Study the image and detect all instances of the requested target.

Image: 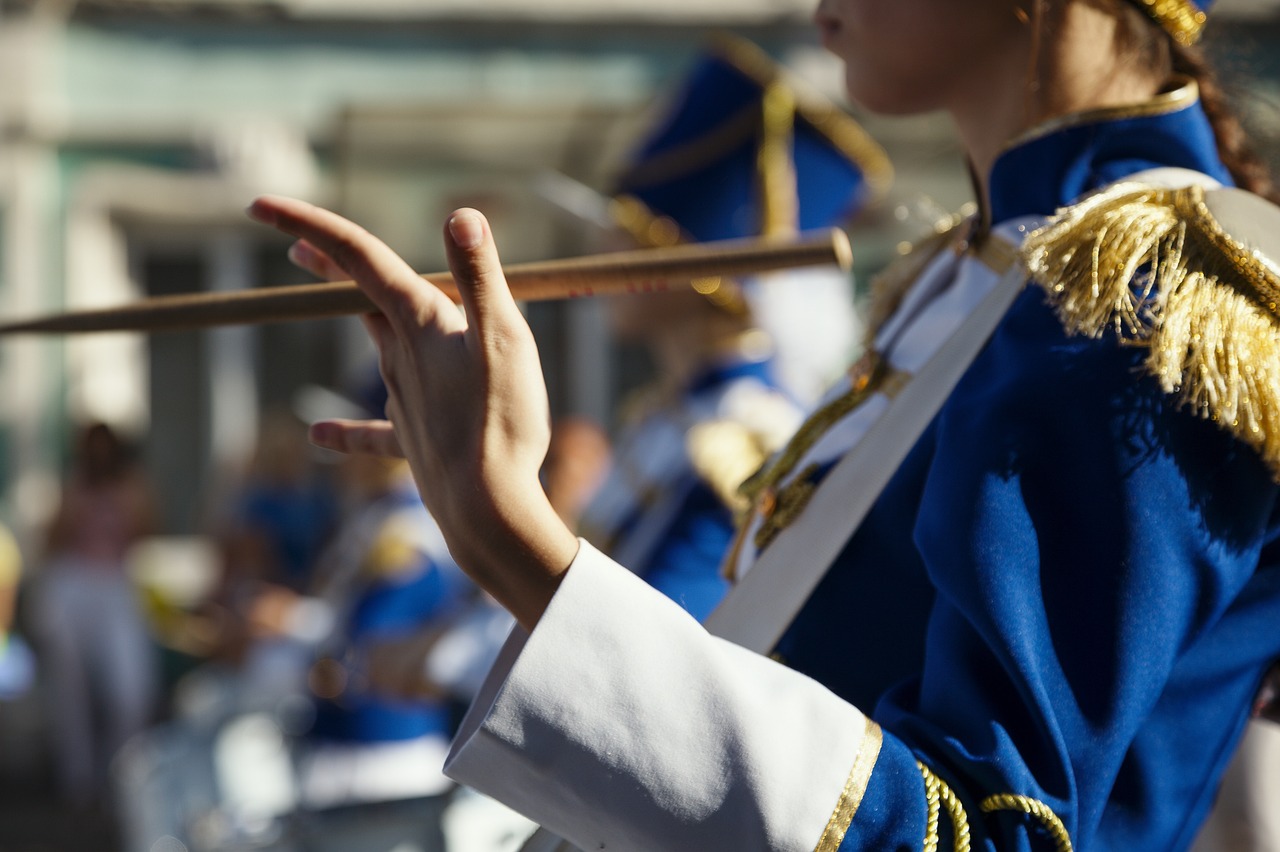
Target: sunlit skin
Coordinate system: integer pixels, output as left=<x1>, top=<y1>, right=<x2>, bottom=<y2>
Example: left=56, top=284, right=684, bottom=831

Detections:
left=250, top=0, right=1177, bottom=629
left=814, top=0, right=1167, bottom=199
left=257, top=206, right=577, bottom=631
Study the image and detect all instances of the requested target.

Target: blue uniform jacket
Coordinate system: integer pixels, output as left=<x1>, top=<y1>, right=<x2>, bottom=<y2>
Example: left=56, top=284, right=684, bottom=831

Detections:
left=775, top=84, right=1280, bottom=850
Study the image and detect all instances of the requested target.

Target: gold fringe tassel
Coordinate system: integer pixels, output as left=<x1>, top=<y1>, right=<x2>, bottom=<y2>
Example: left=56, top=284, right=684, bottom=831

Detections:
left=1022, top=181, right=1280, bottom=480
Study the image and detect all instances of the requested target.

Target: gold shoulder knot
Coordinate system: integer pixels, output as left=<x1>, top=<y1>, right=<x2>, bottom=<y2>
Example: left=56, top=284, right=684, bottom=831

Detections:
left=687, top=419, right=775, bottom=515
left=1022, top=181, right=1280, bottom=480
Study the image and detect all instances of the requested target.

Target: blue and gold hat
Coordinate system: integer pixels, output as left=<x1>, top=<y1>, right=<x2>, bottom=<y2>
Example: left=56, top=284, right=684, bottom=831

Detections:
left=611, top=34, right=891, bottom=310
left=1127, top=0, right=1211, bottom=45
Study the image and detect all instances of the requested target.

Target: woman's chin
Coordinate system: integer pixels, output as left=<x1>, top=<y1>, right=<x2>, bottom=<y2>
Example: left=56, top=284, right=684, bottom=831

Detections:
left=843, top=80, right=936, bottom=117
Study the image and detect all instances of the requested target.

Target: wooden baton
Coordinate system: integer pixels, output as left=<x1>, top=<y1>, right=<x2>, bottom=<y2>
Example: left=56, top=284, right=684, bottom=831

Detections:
left=0, top=230, right=852, bottom=335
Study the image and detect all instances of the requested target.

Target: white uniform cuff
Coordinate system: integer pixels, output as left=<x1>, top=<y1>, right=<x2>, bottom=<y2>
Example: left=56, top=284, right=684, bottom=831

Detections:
left=445, top=540, right=870, bottom=852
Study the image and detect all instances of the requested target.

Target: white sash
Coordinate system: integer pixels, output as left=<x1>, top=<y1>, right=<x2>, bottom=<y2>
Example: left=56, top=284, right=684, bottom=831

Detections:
left=704, top=246, right=1026, bottom=651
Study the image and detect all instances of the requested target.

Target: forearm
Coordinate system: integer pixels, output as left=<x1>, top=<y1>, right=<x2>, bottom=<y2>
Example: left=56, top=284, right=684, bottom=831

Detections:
left=432, top=477, right=577, bottom=633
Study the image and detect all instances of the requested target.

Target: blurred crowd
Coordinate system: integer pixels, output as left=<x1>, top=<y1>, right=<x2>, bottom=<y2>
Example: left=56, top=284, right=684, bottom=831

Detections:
left=0, top=399, right=583, bottom=852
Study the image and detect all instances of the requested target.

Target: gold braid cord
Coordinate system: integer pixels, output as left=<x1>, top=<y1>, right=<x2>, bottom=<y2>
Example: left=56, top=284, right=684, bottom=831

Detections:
left=1022, top=181, right=1280, bottom=481
left=913, top=762, right=1075, bottom=852
left=740, top=214, right=972, bottom=518
left=723, top=214, right=972, bottom=575
left=918, top=762, right=972, bottom=852
left=981, top=795, right=1074, bottom=852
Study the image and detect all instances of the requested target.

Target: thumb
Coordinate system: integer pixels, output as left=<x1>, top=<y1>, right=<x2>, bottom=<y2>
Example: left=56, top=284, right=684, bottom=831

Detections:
left=444, top=209, right=521, bottom=334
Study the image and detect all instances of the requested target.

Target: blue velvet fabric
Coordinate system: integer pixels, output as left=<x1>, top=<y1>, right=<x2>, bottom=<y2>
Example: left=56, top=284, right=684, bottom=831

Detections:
left=776, top=94, right=1280, bottom=849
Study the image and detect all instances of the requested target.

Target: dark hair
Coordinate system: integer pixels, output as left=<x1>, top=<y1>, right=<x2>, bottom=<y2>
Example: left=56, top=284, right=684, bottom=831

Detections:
left=1171, top=44, right=1278, bottom=203
left=1112, top=0, right=1279, bottom=203
left=76, top=421, right=135, bottom=485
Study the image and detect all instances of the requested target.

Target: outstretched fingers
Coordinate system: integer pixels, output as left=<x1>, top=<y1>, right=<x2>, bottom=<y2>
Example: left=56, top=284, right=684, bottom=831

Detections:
left=247, top=195, right=462, bottom=337
left=309, top=419, right=405, bottom=458
left=287, top=239, right=347, bottom=283
left=444, top=209, right=522, bottom=339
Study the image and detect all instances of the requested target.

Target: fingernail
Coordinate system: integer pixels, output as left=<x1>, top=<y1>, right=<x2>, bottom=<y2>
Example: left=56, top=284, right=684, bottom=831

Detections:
left=287, top=242, right=311, bottom=266
left=308, top=422, right=334, bottom=447
left=246, top=199, right=275, bottom=224
left=448, top=210, right=485, bottom=249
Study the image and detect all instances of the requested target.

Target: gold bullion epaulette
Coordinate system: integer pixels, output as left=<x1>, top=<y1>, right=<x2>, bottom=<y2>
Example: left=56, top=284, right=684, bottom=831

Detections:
left=1023, top=181, right=1280, bottom=479
left=688, top=386, right=804, bottom=516
left=687, top=419, right=773, bottom=515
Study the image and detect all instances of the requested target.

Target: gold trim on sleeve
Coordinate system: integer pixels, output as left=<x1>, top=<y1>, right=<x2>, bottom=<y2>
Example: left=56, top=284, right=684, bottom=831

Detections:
left=813, top=717, right=884, bottom=852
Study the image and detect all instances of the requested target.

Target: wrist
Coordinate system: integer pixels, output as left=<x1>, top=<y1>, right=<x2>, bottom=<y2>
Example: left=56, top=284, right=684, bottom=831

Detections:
left=446, top=486, right=578, bottom=632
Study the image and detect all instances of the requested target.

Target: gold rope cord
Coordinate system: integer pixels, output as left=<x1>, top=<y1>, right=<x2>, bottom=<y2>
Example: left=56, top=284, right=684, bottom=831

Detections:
left=721, top=218, right=972, bottom=576
left=916, top=762, right=1075, bottom=852
left=720, top=352, right=887, bottom=576
left=917, top=761, right=972, bottom=852
left=980, top=794, right=1074, bottom=852
left=736, top=214, right=975, bottom=513
left=921, top=768, right=941, bottom=852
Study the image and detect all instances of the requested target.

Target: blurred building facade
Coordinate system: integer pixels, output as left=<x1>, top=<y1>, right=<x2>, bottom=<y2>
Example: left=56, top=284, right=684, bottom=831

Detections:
left=0, top=0, right=1273, bottom=549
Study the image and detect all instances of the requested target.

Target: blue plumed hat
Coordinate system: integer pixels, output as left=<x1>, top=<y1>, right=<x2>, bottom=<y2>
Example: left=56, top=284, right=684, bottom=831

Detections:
left=1126, top=0, right=1211, bottom=44
left=610, top=35, right=891, bottom=311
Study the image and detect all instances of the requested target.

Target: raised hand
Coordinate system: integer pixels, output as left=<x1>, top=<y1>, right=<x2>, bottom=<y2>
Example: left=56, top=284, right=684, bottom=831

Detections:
left=248, top=198, right=579, bottom=629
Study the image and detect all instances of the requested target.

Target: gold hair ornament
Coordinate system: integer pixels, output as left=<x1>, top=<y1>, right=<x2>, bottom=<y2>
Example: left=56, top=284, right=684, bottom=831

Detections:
left=1128, top=0, right=1207, bottom=45
left=1023, top=181, right=1280, bottom=479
